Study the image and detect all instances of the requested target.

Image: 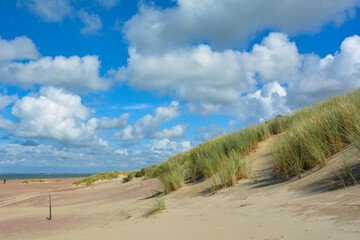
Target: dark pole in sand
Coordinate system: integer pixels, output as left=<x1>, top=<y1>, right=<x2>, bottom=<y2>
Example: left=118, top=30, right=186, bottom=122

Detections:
left=46, top=193, right=52, bottom=220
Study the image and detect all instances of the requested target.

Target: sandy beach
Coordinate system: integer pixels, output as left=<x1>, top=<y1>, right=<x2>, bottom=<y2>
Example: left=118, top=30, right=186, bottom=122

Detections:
left=1, top=136, right=360, bottom=240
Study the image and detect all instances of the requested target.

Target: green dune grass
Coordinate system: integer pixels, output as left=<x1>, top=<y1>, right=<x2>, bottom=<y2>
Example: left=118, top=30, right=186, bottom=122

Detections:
left=74, top=171, right=120, bottom=186
left=272, top=89, right=360, bottom=177
left=73, top=88, right=360, bottom=193
left=150, top=88, right=360, bottom=193
left=22, top=179, right=46, bottom=184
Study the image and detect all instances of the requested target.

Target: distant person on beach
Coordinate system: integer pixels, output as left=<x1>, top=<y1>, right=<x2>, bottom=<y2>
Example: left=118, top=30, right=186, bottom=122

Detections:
left=3, top=178, right=5, bottom=184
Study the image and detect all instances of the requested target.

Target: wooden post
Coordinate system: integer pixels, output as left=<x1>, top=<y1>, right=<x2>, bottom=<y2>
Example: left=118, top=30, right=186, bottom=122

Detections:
left=46, top=193, right=52, bottom=220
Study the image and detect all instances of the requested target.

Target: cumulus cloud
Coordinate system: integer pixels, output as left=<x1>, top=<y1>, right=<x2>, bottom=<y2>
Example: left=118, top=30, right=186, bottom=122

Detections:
left=147, top=138, right=191, bottom=156
left=121, top=33, right=298, bottom=115
left=119, top=32, right=360, bottom=121
left=245, top=82, right=289, bottom=123
left=112, top=101, right=181, bottom=142
left=0, top=55, right=112, bottom=92
left=18, top=0, right=73, bottom=22
left=287, top=35, right=360, bottom=108
left=0, top=36, right=39, bottom=62
left=124, top=44, right=251, bottom=104
left=78, top=9, right=103, bottom=35
left=88, top=113, right=130, bottom=131
left=122, top=33, right=298, bottom=105
left=8, top=87, right=132, bottom=146
left=11, top=87, right=96, bottom=144
left=8, top=87, right=128, bottom=146
left=152, top=124, right=188, bottom=139
left=124, top=0, right=359, bottom=53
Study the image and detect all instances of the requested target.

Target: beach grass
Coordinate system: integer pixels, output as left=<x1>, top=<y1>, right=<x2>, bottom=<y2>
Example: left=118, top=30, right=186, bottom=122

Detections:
left=77, top=88, right=360, bottom=194
left=122, top=172, right=134, bottom=183
left=159, top=163, right=184, bottom=194
left=210, top=176, right=219, bottom=194
left=74, top=171, right=119, bottom=186
left=272, top=89, right=360, bottom=177
left=146, top=197, right=165, bottom=217
left=155, top=89, right=360, bottom=193
left=22, top=179, right=46, bottom=184
left=156, top=122, right=269, bottom=193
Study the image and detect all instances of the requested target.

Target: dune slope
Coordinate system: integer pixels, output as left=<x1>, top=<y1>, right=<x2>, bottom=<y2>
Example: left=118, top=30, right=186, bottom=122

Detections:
left=1, top=135, right=360, bottom=240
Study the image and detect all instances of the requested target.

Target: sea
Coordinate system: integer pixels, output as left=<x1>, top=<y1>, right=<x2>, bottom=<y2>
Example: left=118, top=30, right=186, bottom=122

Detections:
left=0, top=173, right=93, bottom=180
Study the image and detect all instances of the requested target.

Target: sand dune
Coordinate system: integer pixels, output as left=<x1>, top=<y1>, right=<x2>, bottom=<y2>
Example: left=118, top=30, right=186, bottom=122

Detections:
left=1, top=135, right=360, bottom=240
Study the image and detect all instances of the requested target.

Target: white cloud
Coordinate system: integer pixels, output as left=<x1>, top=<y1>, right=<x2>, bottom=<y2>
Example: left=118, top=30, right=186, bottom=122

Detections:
left=78, top=9, right=103, bottom=35
left=97, top=0, right=119, bottom=9
left=287, top=35, right=360, bottom=108
left=245, top=33, right=300, bottom=83
left=112, top=101, right=181, bottom=142
left=88, top=113, right=130, bottom=131
left=123, top=44, right=251, bottom=104
left=0, top=36, right=40, bottom=62
left=148, top=138, right=191, bottom=156
left=8, top=87, right=116, bottom=147
left=0, top=94, right=18, bottom=110
left=0, top=55, right=112, bottom=92
left=19, top=0, right=73, bottom=22
left=0, top=116, right=14, bottom=130
left=124, top=0, right=359, bottom=54
left=120, top=32, right=360, bottom=121
left=245, top=82, right=289, bottom=123
left=121, top=33, right=298, bottom=112
left=152, top=124, right=188, bottom=139
left=11, top=87, right=95, bottom=144
left=8, top=87, right=131, bottom=145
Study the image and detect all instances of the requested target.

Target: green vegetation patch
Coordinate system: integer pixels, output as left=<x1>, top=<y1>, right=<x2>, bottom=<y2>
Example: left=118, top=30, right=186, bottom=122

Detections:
left=74, top=171, right=119, bottom=186
left=145, top=197, right=165, bottom=217
left=22, top=179, right=46, bottom=184
left=122, top=172, right=134, bottom=183
left=272, top=89, right=360, bottom=177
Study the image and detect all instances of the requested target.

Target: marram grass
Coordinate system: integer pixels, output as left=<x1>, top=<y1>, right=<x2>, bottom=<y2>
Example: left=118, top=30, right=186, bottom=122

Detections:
left=157, top=89, right=360, bottom=193
left=272, top=89, right=360, bottom=177
left=22, top=179, right=46, bottom=184
left=145, top=197, right=165, bottom=217
left=73, top=89, right=360, bottom=193
left=74, top=171, right=119, bottom=186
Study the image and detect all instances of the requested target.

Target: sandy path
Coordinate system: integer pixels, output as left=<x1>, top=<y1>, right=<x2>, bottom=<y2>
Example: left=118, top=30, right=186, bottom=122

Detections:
left=1, top=135, right=360, bottom=240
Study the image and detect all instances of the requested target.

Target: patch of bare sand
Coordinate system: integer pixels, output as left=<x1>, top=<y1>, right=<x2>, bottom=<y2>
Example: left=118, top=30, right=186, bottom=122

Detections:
left=1, top=135, right=360, bottom=240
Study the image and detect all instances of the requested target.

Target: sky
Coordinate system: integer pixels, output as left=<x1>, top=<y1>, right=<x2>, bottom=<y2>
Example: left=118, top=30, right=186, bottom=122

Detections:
left=1, top=0, right=360, bottom=173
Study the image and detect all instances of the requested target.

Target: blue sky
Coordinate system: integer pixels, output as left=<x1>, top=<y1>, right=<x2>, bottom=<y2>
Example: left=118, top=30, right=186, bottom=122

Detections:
left=1, top=0, right=360, bottom=173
